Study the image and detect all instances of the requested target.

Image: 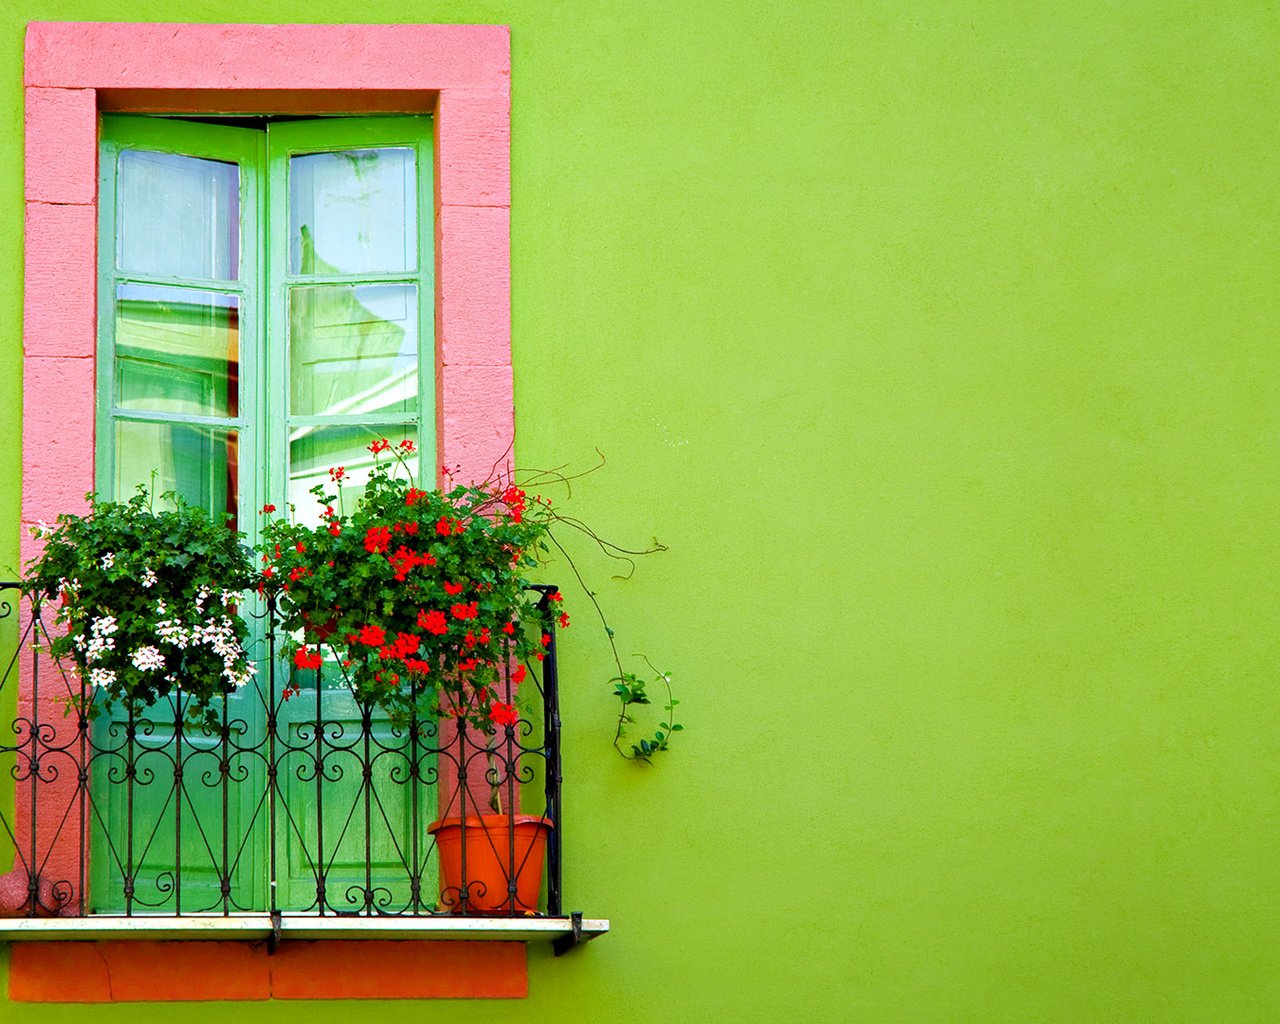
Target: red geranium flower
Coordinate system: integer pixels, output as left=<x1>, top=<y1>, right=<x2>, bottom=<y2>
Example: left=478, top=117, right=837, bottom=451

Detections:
left=368, top=438, right=391, bottom=455
left=358, top=624, right=386, bottom=647
left=393, top=632, right=420, bottom=657
left=364, top=526, right=392, bottom=554
left=451, top=601, right=478, bottom=621
left=417, top=609, right=448, bottom=635
left=489, top=702, right=519, bottom=727
left=512, top=664, right=527, bottom=684
left=294, top=647, right=323, bottom=671
left=443, top=581, right=464, bottom=596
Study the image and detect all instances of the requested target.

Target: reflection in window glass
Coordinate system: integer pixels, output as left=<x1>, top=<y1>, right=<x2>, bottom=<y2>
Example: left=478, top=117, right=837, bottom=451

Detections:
left=115, top=285, right=239, bottom=418
left=289, top=148, right=415, bottom=276
left=118, top=150, right=239, bottom=281
left=287, top=424, right=419, bottom=517
left=289, top=284, right=417, bottom=418
left=114, top=421, right=240, bottom=527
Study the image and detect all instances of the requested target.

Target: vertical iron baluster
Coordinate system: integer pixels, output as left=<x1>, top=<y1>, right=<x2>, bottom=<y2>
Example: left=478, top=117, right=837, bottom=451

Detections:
left=76, top=657, right=88, bottom=916
left=458, top=718, right=468, bottom=913
left=362, top=699, right=373, bottom=914
left=314, top=668, right=324, bottom=914
left=543, top=596, right=563, bottom=918
left=409, top=712, right=420, bottom=914
left=219, top=700, right=230, bottom=914
left=173, top=693, right=183, bottom=915
left=124, top=705, right=136, bottom=917
left=27, top=601, right=40, bottom=917
left=504, top=642, right=516, bottom=915
left=266, top=597, right=278, bottom=917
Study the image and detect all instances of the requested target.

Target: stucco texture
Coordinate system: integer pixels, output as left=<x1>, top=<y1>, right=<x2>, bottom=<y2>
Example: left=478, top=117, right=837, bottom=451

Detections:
left=1, top=2, right=1279, bottom=1022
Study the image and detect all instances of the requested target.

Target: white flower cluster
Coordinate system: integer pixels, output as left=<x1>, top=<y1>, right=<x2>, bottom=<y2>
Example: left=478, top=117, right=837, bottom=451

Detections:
left=100, top=553, right=115, bottom=570
left=80, top=615, right=119, bottom=663
left=140, top=568, right=158, bottom=590
left=191, top=587, right=240, bottom=615
left=73, top=594, right=256, bottom=693
left=153, top=611, right=256, bottom=689
left=154, top=616, right=191, bottom=649
left=130, top=645, right=165, bottom=672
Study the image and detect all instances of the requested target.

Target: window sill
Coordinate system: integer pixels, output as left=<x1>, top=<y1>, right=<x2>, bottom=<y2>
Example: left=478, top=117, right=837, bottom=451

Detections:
left=0, top=912, right=608, bottom=950
left=4, top=913, right=607, bottom=1002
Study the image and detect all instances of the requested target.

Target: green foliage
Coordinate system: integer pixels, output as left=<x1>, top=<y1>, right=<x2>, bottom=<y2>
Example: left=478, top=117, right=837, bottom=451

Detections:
left=23, top=487, right=257, bottom=723
left=259, top=441, right=555, bottom=732
left=261, top=441, right=684, bottom=761
left=612, top=664, right=682, bottom=762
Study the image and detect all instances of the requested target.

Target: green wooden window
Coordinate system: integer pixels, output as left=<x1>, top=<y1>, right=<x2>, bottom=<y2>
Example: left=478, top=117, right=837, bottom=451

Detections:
left=93, top=115, right=435, bottom=913
left=97, top=114, right=435, bottom=530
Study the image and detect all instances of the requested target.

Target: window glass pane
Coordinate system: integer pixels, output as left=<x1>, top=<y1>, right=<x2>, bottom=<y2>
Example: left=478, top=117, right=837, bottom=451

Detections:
left=287, top=424, right=420, bottom=517
left=289, top=284, right=418, bottom=418
left=114, top=421, right=240, bottom=527
left=288, top=148, right=415, bottom=275
left=115, top=285, right=239, bottom=418
left=118, top=150, right=239, bottom=281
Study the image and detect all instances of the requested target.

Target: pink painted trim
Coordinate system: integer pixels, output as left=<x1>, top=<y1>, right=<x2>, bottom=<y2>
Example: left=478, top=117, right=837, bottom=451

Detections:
left=13, top=22, right=513, bottom=920
left=24, top=23, right=510, bottom=93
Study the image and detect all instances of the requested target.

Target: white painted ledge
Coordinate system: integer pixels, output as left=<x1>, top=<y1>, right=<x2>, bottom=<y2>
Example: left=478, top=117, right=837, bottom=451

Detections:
left=0, top=914, right=609, bottom=949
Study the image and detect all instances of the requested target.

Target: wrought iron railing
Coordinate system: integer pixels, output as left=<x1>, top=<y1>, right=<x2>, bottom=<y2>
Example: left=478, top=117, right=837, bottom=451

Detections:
left=0, top=581, right=564, bottom=920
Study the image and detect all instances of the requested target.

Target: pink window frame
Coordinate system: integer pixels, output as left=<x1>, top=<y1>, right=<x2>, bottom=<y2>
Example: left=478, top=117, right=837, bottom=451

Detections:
left=13, top=21, right=513, bottom=911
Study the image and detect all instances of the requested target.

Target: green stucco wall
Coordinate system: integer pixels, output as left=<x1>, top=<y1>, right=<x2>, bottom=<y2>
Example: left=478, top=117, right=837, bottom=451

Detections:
left=2, top=2, right=1278, bottom=1021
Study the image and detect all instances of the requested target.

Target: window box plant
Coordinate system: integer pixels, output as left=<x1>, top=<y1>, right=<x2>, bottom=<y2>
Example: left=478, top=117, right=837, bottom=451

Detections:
left=259, top=439, right=679, bottom=913
left=23, top=487, right=257, bottom=723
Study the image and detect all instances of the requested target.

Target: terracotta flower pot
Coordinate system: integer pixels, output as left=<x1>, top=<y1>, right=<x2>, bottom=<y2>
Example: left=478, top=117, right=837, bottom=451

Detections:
left=427, top=814, right=552, bottom=915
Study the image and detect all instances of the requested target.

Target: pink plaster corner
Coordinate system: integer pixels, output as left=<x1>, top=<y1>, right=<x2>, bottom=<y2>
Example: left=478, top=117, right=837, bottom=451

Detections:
left=24, top=202, right=97, bottom=359
left=436, top=89, right=511, bottom=208
left=24, top=88, right=98, bottom=205
left=438, top=205, right=512, bottom=367
left=25, top=22, right=510, bottom=94
left=21, top=356, right=96, bottom=529
left=439, top=363, right=515, bottom=484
